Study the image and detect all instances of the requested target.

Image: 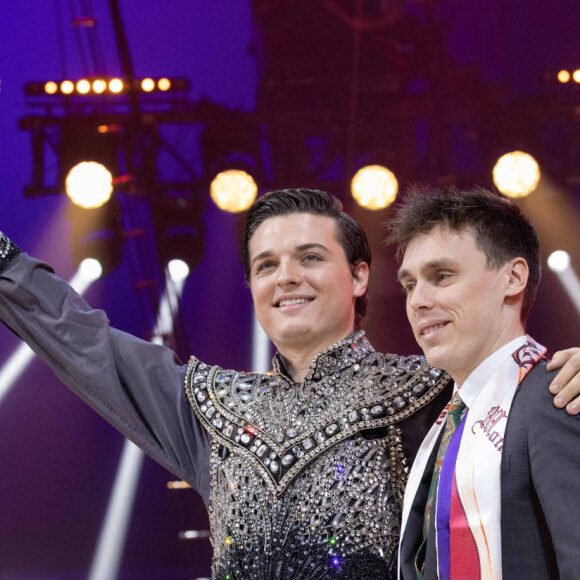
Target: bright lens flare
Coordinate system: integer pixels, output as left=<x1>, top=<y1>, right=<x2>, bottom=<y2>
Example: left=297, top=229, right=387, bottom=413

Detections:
left=351, top=165, right=398, bottom=210
left=492, top=151, right=540, bottom=198
left=109, top=78, right=124, bottom=93
left=210, top=170, right=258, bottom=213
left=558, top=70, right=571, bottom=83
left=65, top=162, right=114, bottom=209
left=574, top=70, right=580, bottom=83
left=141, top=78, right=155, bottom=92
left=45, top=81, right=58, bottom=94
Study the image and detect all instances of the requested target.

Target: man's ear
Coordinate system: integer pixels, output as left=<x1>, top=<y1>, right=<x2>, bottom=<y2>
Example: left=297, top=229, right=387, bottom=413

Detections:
left=352, top=261, right=370, bottom=297
left=504, top=257, right=529, bottom=298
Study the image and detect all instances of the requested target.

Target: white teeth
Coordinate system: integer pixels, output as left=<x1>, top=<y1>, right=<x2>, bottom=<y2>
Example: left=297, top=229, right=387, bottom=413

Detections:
left=278, top=298, right=311, bottom=307
left=422, top=323, right=446, bottom=335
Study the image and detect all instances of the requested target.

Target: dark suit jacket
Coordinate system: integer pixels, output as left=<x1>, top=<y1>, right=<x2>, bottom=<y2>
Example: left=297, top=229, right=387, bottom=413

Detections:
left=400, top=361, right=580, bottom=580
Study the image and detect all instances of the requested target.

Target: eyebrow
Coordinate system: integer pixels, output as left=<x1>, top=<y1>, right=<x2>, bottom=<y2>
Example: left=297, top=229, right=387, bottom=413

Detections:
left=250, top=243, right=330, bottom=266
left=397, top=258, right=458, bottom=281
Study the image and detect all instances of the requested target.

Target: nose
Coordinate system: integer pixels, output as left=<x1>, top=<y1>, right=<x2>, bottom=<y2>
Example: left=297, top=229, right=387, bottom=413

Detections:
left=276, top=259, right=302, bottom=287
left=408, top=280, right=432, bottom=311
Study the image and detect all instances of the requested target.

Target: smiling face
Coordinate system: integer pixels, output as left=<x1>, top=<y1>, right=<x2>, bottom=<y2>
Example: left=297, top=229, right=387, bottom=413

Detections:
left=398, top=225, right=526, bottom=385
left=248, top=213, right=368, bottom=357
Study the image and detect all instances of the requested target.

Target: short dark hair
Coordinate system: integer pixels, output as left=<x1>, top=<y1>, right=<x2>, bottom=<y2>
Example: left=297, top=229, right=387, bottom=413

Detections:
left=242, top=188, right=372, bottom=329
left=386, top=186, right=541, bottom=322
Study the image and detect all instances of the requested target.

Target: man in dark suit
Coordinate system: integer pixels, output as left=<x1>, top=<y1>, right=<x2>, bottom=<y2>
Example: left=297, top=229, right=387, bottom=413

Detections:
left=390, top=187, right=580, bottom=579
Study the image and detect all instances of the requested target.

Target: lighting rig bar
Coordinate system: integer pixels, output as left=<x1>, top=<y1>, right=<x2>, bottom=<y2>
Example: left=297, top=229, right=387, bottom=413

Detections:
left=25, top=77, right=190, bottom=97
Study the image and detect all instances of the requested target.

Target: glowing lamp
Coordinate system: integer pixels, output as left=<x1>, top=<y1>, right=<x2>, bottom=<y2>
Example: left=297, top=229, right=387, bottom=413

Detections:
left=141, top=78, right=155, bottom=92
left=574, top=70, right=580, bottom=83
left=93, top=79, right=107, bottom=94
left=78, top=258, right=103, bottom=282
left=168, top=259, right=190, bottom=283
left=61, top=80, right=74, bottom=95
left=492, top=151, right=540, bottom=198
left=547, top=250, right=571, bottom=273
left=558, top=70, right=571, bottom=83
left=45, top=81, right=58, bottom=95
left=210, top=169, right=258, bottom=213
left=158, top=78, right=171, bottom=91
left=351, top=165, right=398, bottom=210
left=109, top=78, right=124, bottom=93
left=65, top=161, right=114, bottom=209
left=77, top=79, right=91, bottom=94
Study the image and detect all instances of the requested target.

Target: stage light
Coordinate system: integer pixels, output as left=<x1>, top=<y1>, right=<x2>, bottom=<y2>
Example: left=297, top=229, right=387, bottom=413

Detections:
left=65, top=162, right=114, bottom=209
left=78, top=257, right=104, bottom=282
left=492, top=151, right=540, bottom=198
left=558, top=70, right=571, bottom=83
left=76, top=79, right=91, bottom=94
left=45, top=81, right=58, bottom=94
left=168, top=259, right=190, bottom=283
left=574, top=70, right=580, bottom=83
left=141, top=78, right=155, bottom=92
left=548, top=250, right=571, bottom=273
left=351, top=165, right=398, bottom=210
left=61, top=80, right=74, bottom=95
left=158, top=78, right=171, bottom=91
left=109, top=78, right=124, bottom=93
left=93, top=79, right=107, bottom=94
left=210, top=169, right=258, bottom=213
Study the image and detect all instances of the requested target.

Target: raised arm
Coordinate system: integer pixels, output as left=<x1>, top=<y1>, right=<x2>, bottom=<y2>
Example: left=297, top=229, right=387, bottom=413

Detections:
left=0, top=233, right=211, bottom=504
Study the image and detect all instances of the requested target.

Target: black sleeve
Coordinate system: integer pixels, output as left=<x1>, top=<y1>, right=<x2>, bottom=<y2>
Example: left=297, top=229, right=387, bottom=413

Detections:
left=0, top=252, right=211, bottom=505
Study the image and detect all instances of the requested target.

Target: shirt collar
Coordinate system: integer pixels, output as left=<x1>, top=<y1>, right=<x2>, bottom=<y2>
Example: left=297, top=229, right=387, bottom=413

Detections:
left=456, top=335, right=527, bottom=408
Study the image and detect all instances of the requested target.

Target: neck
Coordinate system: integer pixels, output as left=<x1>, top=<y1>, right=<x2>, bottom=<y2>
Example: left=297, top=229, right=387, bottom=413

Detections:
left=453, top=323, right=525, bottom=388
left=277, top=331, right=356, bottom=383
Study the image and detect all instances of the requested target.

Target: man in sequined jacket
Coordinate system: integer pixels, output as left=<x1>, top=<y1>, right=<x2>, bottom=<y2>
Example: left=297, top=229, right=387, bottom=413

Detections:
left=0, top=189, right=578, bottom=579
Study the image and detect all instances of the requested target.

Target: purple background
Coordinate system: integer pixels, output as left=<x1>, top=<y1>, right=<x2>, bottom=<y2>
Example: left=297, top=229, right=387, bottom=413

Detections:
left=1, top=1, right=579, bottom=578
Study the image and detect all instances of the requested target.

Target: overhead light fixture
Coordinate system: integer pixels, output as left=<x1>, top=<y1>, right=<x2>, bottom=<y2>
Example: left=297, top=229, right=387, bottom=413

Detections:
left=492, top=151, right=540, bottom=198
left=351, top=164, right=398, bottom=210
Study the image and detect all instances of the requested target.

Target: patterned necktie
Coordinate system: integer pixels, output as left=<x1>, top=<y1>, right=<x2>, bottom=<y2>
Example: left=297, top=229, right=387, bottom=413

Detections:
left=415, top=392, right=467, bottom=576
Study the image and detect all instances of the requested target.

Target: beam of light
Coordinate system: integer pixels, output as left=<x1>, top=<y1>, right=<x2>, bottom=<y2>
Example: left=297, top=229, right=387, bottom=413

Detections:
left=88, top=270, right=188, bottom=580
left=252, top=314, right=271, bottom=373
left=547, top=252, right=580, bottom=317
left=0, top=261, right=102, bottom=405
left=87, top=440, right=144, bottom=580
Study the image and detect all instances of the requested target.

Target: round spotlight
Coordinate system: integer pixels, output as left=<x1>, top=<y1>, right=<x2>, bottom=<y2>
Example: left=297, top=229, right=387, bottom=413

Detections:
left=93, top=79, right=107, bottom=94
left=168, top=259, right=190, bottom=283
left=141, top=78, right=155, bottom=92
left=79, top=258, right=103, bottom=282
left=351, top=165, right=398, bottom=210
left=77, top=79, right=91, bottom=94
left=109, top=78, right=124, bottom=93
left=210, top=169, right=258, bottom=213
left=492, top=151, right=540, bottom=198
left=45, top=81, right=58, bottom=95
left=574, top=70, right=580, bottom=83
left=558, top=70, right=571, bottom=83
left=547, top=250, right=571, bottom=273
left=61, top=80, right=74, bottom=95
left=65, top=161, right=114, bottom=209
left=158, top=78, right=171, bottom=91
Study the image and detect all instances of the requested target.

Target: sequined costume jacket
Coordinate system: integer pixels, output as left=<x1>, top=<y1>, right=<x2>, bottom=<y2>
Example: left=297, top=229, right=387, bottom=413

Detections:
left=0, top=241, right=451, bottom=580
left=185, top=333, right=450, bottom=579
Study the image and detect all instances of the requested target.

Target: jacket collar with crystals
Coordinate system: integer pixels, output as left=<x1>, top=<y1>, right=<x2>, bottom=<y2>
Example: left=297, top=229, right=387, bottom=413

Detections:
left=185, top=331, right=449, bottom=496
